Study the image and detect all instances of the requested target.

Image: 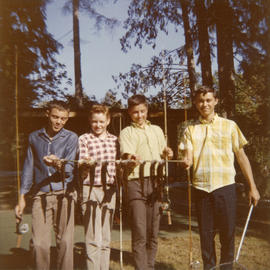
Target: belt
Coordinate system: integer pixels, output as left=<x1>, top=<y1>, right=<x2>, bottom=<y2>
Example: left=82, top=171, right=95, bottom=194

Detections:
left=83, top=183, right=115, bottom=187
left=36, top=189, right=65, bottom=196
left=129, top=177, right=151, bottom=181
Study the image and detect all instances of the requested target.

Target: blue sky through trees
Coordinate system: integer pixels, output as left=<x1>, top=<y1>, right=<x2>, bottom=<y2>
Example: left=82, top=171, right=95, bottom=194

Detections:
left=46, top=0, right=185, bottom=102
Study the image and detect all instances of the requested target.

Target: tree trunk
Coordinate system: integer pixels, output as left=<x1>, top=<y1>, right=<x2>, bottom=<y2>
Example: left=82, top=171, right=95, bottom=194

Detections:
left=73, top=0, right=83, bottom=107
left=214, top=0, right=235, bottom=118
left=179, top=0, right=196, bottom=95
left=194, top=0, right=213, bottom=87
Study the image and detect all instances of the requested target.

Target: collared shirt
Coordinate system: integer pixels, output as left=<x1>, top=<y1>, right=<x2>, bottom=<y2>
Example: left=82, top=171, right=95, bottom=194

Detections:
left=20, top=128, right=78, bottom=194
left=119, top=121, right=166, bottom=179
left=78, top=132, right=118, bottom=185
left=179, top=114, right=247, bottom=192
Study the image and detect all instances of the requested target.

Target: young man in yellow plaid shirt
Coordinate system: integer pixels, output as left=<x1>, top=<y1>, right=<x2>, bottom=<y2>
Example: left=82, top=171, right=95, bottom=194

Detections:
left=179, top=86, right=260, bottom=270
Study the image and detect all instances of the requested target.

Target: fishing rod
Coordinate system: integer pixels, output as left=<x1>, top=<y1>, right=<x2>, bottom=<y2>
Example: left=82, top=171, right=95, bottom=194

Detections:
left=55, top=158, right=185, bottom=165
left=160, top=50, right=172, bottom=225
left=118, top=113, right=124, bottom=270
left=209, top=204, right=254, bottom=270
left=182, top=82, right=200, bottom=269
left=14, top=46, right=29, bottom=248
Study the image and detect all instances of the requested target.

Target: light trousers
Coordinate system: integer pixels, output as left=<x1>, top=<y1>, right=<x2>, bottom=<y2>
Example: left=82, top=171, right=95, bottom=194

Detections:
left=31, top=191, right=75, bottom=270
left=82, top=185, right=116, bottom=270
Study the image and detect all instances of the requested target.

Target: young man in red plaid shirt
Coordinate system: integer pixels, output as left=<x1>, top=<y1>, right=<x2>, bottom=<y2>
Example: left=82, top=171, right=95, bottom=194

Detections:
left=78, top=105, right=118, bottom=270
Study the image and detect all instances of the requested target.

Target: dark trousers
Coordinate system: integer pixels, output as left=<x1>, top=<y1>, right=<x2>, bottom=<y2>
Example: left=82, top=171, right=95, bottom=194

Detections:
left=127, top=179, right=161, bottom=270
left=194, top=184, right=236, bottom=270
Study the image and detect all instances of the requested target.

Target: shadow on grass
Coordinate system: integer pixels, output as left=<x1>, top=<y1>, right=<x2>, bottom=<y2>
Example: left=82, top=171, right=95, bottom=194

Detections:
left=159, top=217, right=199, bottom=237
left=155, top=261, right=178, bottom=270
left=111, top=247, right=177, bottom=270
left=0, top=244, right=90, bottom=270
left=0, top=248, right=30, bottom=269
left=110, top=247, right=134, bottom=268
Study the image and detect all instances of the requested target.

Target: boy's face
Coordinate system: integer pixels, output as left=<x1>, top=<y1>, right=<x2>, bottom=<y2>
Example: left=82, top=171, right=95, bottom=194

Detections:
left=46, top=108, right=69, bottom=136
left=90, top=112, right=110, bottom=137
left=128, top=103, right=148, bottom=127
left=194, top=92, right=218, bottom=119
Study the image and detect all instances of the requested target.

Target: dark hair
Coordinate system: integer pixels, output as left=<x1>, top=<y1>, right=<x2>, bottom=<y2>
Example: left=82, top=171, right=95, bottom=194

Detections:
left=89, top=104, right=110, bottom=119
left=47, top=100, right=70, bottom=112
left=128, top=94, right=148, bottom=109
left=193, top=86, right=218, bottom=99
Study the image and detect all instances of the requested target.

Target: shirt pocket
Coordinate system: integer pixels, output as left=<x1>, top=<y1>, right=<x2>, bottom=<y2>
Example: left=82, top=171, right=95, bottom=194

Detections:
left=210, top=130, right=231, bottom=151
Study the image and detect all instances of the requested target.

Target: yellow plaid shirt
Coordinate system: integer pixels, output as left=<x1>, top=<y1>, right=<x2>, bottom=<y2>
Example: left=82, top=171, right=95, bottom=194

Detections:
left=179, top=114, right=247, bottom=192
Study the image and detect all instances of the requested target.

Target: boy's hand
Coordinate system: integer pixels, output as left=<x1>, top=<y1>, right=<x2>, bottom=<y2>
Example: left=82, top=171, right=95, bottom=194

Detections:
left=43, top=154, right=62, bottom=170
left=249, top=187, right=260, bottom=206
left=180, top=157, right=192, bottom=170
left=15, top=195, right=26, bottom=224
left=162, top=147, right=173, bottom=160
left=127, top=154, right=141, bottom=167
left=121, top=153, right=140, bottom=170
left=78, top=158, right=95, bottom=179
left=78, top=158, right=95, bottom=167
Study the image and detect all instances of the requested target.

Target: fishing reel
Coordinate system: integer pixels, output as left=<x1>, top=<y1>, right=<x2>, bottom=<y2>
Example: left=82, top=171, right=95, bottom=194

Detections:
left=16, top=221, right=29, bottom=235
left=189, top=260, right=200, bottom=269
left=160, top=200, right=172, bottom=225
left=160, top=201, right=171, bottom=214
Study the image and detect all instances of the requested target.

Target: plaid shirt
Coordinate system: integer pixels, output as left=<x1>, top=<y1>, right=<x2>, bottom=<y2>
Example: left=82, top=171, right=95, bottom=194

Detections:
left=78, top=132, right=118, bottom=185
left=179, top=114, right=247, bottom=192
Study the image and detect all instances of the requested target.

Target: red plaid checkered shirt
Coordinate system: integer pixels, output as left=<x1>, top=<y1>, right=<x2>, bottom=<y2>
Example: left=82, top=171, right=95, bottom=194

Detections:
left=78, top=132, right=118, bottom=185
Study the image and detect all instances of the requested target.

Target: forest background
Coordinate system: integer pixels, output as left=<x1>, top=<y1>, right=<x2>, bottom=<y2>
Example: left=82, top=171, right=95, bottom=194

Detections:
left=0, top=0, right=269, bottom=198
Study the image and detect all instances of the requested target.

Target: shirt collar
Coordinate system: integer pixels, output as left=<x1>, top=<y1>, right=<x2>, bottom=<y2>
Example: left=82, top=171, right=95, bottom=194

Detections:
left=39, top=127, right=68, bottom=140
left=199, top=113, right=218, bottom=124
left=131, top=120, right=151, bottom=129
left=89, top=131, right=113, bottom=140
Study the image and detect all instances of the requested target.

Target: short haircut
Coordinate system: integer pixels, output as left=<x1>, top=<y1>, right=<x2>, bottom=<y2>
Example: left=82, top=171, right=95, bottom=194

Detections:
left=128, top=94, right=148, bottom=109
left=193, top=85, right=218, bottom=99
left=47, top=100, right=70, bottom=113
left=89, top=104, right=110, bottom=119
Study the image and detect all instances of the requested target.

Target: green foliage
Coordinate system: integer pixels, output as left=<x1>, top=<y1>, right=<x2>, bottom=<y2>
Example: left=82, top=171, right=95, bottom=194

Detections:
left=62, top=0, right=119, bottom=32
left=121, top=0, right=182, bottom=52
left=112, top=48, right=194, bottom=109
left=235, top=74, right=270, bottom=197
left=101, top=90, right=123, bottom=109
left=65, top=93, right=97, bottom=110
left=0, top=0, right=71, bottom=109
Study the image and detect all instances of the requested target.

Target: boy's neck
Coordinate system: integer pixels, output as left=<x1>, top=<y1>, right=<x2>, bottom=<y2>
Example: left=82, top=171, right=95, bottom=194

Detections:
left=46, top=127, right=59, bottom=140
left=135, top=122, right=146, bottom=128
left=200, top=112, right=215, bottom=122
left=92, top=131, right=107, bottom=139
left=133, top=120, right=148, bottom=129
